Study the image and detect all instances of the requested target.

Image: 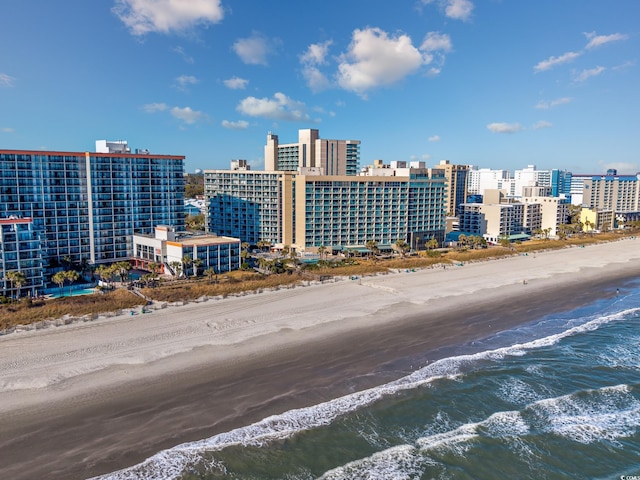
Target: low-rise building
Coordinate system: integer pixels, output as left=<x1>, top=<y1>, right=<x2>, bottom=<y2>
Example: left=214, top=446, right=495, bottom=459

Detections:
left=132, top=226, right=240, bottom=276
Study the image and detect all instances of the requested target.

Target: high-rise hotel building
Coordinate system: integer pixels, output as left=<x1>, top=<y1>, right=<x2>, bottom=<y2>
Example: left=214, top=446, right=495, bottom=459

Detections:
left=265, top=129, right=360, bottom=175
left=205, top=157, right=447, bottom=251
left=0, top=141, right=184, bottom=294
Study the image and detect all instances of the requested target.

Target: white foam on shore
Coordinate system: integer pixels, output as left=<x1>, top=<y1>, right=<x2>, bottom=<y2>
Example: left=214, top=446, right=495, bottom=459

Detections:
left=92, top=307, right=640, bottom=480
left=318, top=384, right=638, bottom=479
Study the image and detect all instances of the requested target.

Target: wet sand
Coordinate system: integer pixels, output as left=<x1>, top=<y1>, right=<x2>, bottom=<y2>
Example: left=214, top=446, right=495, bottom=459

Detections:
left=0, top=239, right=639, bottom=479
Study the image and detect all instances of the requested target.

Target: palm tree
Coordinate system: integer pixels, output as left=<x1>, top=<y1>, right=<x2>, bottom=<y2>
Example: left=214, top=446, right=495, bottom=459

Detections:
left=457, top=234, right=468, bottom=249
left=169, top=261, right=182, bottom=277
left=365, top=240, right=379, bottom=259
left=317, top=245, right=328, bottom=261
left=114, top=261, right=131, bottom=283
left=52, top=271, right=67, bottom=295
left=5, top=270, right=26, bottom=300
left=192, top=258, right=203, bottom=277
left=426, top=238, right=439, bottom=251
left=182, top=255, right=193, bottom=277
left=94, top=265, right=109, bottom=287
left=64, top=270, right=80, bottom=296
left=394, top=239, right=409, bottom=257
left=240, top=242, right=250, bottom=261
left=257, top=240, right=272, bottom=252
left=204, top=267, right=216, bottom=283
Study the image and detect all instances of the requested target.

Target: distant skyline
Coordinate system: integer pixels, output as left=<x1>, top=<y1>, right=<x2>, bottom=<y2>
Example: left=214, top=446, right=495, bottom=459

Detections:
left=1, top=0, right=639, bottom=174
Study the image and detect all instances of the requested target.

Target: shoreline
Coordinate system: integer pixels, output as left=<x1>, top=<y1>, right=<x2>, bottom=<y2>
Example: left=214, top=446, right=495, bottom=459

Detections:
left=0, top=239, right=639, bottom=479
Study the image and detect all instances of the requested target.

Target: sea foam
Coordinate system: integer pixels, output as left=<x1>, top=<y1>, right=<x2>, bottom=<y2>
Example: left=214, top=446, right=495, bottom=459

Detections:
left=93, top=307, right=640, bottom=480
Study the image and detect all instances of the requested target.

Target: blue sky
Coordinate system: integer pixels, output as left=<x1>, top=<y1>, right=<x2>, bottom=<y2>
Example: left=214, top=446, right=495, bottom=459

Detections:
left=1, top=0, right=639, bottom=174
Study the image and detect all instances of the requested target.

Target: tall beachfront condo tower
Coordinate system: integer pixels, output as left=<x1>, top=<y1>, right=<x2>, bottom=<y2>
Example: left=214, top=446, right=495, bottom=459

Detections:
left=204, top=160, right=447, bottom=252
left=0, top=217, right=45, bottom=297
left=436, top=160, right=469, bottom=217
left=581, top=173, right=640, bottom=214
left=551, top=169, right=572, bottom=198
left=205, top=165, right=292, bottom=246
left=264, top=129, right=360, bottom=176
left=0, top=141, right=185, bottom=272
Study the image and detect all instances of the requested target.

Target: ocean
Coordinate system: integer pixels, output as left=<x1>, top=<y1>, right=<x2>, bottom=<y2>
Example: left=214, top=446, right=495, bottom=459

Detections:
left=97, top=279, right=640, bottom=480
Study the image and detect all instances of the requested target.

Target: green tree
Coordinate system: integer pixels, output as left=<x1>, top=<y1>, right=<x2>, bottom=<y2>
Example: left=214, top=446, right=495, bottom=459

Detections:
left=184, top=173, right=204, bottom=198
left=4, top=270, right=26, bottom=300
left=426, top=238, right=439, bottom=251
left=52, top=271, right=67, bottom=294
left=64, top=270, right=80, bottom=296
left=394, top=239, right=409, bottom=257
left=204, top=267, right=216, bottom=283
left=185, top=213, right=205, bottom=231
left=317, top=245, right=328, bottom=261
left=257, top=240, right=272, bottom=252
left=182, top=255, right=193, bottom=277
left=114, top=261, right=132, bottom=283
left=169, top=261, right=182, bottom=277
left=192, top=258, right=203, bottom=277
left=365, top=240, right=379, bottom=259
left=241, top=242, right=251, bottom=262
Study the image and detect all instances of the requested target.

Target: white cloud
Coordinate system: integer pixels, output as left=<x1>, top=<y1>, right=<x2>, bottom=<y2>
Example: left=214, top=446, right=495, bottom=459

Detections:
left=428, top=135, right=440, bottom=142
left=237, top=92, right=310, bottom=122
left=584, top=31, right=628, bottom=50
left=532, top=120, right=552, bottom=130
left=142, top=102, right=169, bottom=112
left=574, top=65, right=605, bottom=82
left=422, top=0, right=474, bottom=21
left=301, top=40, right=332, bottom=65
left=0, top=73, right=15, bottom=87
left=613, top=60, right=635, bottom=71
left=1, top=127, right=15, bottom=133
left=336, top=27, right=431, bottom=96
left=600, top=161, right=639, bottom=174
left=175, top=74, right=199, bottom=88
left=223, top=76, right=249, bottom=89
left=300, top=40, right=333, bottom=92
left=113, top=0, right=224, bottom=36
left=172, top=46, right=194, bottom=64
left=443, top=0, right=474, bottom=21
left=233, top=32, right=276, bottom=65
left=534, top=51, right=581, bottom=72
left=420, top=32, right=452, bottom=53
left=302, top=66, right=332, bottom=93
left=487, top=122, right=523, bottom=134
left=422, top=153, right=432, bottom=160
left=535, top=97, right=573, bottom=109
left=221, top=120, right=249, bottom=130
left=171, top=106, right=206, bottom=124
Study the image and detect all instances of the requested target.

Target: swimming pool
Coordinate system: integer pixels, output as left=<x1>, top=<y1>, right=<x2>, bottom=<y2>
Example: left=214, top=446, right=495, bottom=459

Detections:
left=47, top=287, right=97, bottom=299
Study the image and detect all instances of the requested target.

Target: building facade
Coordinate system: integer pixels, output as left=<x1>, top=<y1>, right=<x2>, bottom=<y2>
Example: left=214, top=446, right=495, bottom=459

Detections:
left=0, top=218, right=44, bottom=297
left=264, top=129, right=360, bottom=175
left=0, top=142, right=185, bottom=277
left=205, top=167, right=289, bottom=245
left=436, top=160, right=469, bottom=216
left=582, top=173, right=640, bottom=213
left=205, top=161, right=447, bottom=252
left=133, top=226, right=240, bottom=275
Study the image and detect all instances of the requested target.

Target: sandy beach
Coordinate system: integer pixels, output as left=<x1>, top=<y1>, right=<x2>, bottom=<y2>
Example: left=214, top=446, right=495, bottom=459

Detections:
left=0, top=238, right=639, bottom=479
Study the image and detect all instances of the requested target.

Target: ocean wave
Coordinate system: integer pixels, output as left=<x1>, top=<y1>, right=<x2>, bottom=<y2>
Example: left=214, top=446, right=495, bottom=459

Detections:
left=93, top=307, right=640, bottom=480
left=317, top=384, right=639, bottom=479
